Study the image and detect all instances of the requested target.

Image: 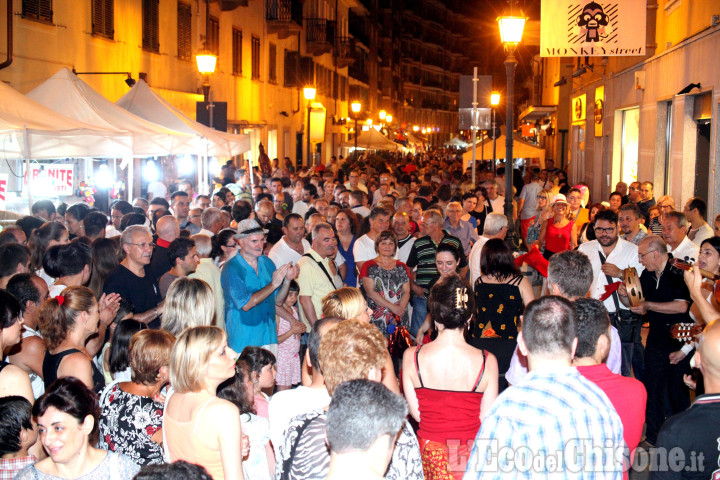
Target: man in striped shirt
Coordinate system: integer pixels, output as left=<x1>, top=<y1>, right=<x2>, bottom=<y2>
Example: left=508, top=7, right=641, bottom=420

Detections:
left=406, top=209, right=466, bottom=337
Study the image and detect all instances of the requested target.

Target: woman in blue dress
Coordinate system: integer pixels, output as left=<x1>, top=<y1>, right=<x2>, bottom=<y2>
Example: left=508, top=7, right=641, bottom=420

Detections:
left=221, top=219, right=298, bottom=355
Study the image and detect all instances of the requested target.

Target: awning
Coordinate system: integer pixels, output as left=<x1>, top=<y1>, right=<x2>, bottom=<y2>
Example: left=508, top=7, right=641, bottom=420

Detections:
left=519, top=105, right=556, bottom=123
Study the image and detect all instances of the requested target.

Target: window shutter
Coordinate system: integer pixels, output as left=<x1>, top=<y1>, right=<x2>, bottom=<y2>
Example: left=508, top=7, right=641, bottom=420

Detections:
left=142, top=0, right=160, bottom=52
left=92, top=0, right=114, bottom=39
left=177, top=2, right=192, bottom=60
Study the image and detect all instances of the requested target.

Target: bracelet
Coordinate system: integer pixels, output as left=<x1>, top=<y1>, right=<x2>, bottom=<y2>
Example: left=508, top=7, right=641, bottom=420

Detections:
left=154, top=308, right=160, bottom=318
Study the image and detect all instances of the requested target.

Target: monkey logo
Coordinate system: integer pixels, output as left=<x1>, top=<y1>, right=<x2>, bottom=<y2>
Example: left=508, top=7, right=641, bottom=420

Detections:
left=577, top=2, right=609, bottom=42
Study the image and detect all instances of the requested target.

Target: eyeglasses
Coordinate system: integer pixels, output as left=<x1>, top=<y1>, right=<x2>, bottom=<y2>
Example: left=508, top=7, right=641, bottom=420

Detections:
left=658, top=204, right=673, bottom=210
left=188, top=214, right=201, bottom=219
left=638, top=250, right=657, bottom=259
left=126, top=242, right=155, bottom=250
left=536, top=195, right=547, bottom=200
left=629, top=187, right=639, bottom=191
left=224, top=243, right=238, bottom=248
left=594, top=227, right=616, bottom=234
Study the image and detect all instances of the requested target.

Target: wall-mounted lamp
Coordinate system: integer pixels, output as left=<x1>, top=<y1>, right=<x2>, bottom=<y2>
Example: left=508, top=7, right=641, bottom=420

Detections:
left=72, top=68, right=136, bottom=87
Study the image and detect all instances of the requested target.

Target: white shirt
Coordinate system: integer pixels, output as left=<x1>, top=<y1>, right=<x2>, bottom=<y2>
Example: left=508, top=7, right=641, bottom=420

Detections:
left=396, top=235, right=415, bottom=265
left=670, top=236, right=700, bottom=264
left=268, top=237, right=311, bottom=268
left=147, top=181, right=167, bottom=200
left=578, top=238, right=643, bottom=313
left=350, top=205, right=370, bottom=218
left=106, top=225, right=121, bottom=238
left=292, top=201, right=309, bottom=218
left=345, top=182, right=368, bottom=194
left=352, top=234, right=397, bottom=265
left=689, top=223, right=714, bottom=246
left=268, top=386, right=331, bottom=458
left=489, top=195, right=505, bottom=215
left=197, top=228, right=215, bottom=237
left=468, top=236, right=490, bottom=288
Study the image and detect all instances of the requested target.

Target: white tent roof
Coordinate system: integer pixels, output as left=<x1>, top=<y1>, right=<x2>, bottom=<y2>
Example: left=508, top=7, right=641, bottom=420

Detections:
left=26, top=68, right=200, bottom=157
left=406, top=132, right=428, bottom=144
left=444, top=136, right=468, bottom=147
left=341, top=128, right=401, bottom=151
left=0, top=81, right=133, bottom=159
left=117, top=80, right=250, bottom=157
left=462, top=134, right=545, bottom=170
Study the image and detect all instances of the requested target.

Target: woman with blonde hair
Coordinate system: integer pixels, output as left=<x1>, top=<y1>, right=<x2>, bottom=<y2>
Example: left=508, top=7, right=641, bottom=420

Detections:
left=161, top=277, right=215, bottom=336
left=163, top=326, right=244, bottom=480
left=319, top=287, right=398, bottom=393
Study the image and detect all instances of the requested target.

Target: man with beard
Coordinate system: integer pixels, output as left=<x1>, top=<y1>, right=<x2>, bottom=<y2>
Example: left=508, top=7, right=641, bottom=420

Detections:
left=579, top=209, right=644, bottom=378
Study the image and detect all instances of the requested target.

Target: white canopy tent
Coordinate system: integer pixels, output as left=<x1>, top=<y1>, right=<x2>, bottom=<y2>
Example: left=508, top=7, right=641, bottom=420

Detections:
left=341, top=127, right=402, bottom=151
left=116, top=79, right=250, bottom=157
left=0, top=80, right=132, bottom=160
left=26, top=68, right=200, bottom=156
left=444, top=136, right=468, bottom=148
left=462, top=134, right=546, bottom=171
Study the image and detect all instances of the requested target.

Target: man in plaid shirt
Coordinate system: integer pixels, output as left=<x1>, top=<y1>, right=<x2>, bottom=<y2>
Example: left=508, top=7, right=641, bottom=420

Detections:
left=464, top=296, right=624, bottom=480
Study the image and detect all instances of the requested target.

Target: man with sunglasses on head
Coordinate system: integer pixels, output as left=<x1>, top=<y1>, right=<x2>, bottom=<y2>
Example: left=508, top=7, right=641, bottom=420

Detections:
left=579, top=210, right=644, bottom=379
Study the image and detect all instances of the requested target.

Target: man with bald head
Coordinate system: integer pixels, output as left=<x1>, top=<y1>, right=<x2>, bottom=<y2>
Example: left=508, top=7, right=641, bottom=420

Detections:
left=654, top=319, right=720, bottom=479
left=147, top=215, right=180, bottom=284
left=619, top=235, right=692, bottom=446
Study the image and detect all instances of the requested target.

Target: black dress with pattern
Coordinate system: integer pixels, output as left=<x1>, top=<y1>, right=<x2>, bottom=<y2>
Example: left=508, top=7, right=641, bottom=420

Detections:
left=468, top=274, right=525, bottom=390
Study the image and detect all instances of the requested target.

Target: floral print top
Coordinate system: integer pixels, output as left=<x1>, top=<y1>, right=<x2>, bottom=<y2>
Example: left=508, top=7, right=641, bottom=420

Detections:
left=98, top=382, right=164, bottom=466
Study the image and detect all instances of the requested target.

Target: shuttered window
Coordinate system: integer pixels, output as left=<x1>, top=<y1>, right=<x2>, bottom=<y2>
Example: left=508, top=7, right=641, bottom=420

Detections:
left=91, top=0, right=114, bottom=39
left=251, top=36, right=260, bottom=80
left=208, top=17, right=219, bottom=55
left=269, top=43, right=277, bottom=83
left=142, top=0, right=160, bottom=53
left=22, top=0, right=53, bottom=24
left=177, top=2, right=192, bottom=60
left=232, top=28, right=243, bottom=75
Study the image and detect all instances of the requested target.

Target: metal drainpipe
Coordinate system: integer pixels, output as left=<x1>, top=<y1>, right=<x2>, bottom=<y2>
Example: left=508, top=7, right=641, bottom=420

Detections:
left=0, top=0, right=13, bottom=70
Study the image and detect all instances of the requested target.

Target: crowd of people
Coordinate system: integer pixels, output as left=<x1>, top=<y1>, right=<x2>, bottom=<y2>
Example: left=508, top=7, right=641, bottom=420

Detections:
left=0, top=150, right=719, bottom=480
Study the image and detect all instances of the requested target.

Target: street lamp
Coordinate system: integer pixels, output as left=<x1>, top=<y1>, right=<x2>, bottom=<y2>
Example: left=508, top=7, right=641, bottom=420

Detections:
left=351, top=101, right=362, bottom=153
left=490, top=91, right=500, bottom=173
left=385, top=114, right=392, bottom=124
left=378, top=110, right=387, bottom=121
left=498, top=4, right=526, bottom=249
left=304, top=86, right=316, bottom=166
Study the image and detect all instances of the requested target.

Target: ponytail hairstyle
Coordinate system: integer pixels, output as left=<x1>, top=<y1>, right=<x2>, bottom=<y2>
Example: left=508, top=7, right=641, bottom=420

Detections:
left=28, top=221, right=68, bottom=271
left=38, top=286, right=97, bottom=351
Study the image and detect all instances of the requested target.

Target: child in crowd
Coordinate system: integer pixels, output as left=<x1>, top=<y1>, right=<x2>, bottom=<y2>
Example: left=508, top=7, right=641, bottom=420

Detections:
left=275, top=280, right=304, bottom=391
left=218, top=360, right=274, bottom=480
left=0, top=396, right=39, bottom=478
left=239, top=347, right=277, bottom=419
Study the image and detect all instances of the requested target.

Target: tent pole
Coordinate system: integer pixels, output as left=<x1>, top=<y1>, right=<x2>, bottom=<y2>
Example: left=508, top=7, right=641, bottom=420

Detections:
left=23, top=129, right=32, bottom=212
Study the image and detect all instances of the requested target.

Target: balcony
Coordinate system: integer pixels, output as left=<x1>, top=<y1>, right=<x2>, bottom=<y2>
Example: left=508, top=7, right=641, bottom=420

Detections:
left=306, top=18, right=337, bottom=56
left=349, top=14, right=370, bottom=47
left=335, top=37, right=356, bottom=68
left=266, top=0, right=303, bottom=39
left=220, top=0, right=248, bottom=10
left=349, top=48, right=369, bottom=84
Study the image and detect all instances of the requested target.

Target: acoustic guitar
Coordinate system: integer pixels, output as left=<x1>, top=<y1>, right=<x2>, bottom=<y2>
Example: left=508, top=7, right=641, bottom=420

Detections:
left=669, top=258, right=720, bottom=303
left=670, top=322, right=703, bottom=344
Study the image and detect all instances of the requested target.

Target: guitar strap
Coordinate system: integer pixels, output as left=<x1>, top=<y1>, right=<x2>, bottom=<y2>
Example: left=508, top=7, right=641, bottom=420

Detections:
left=302, top=253, right=338, bottom=289
left=598, top=251, right=621, bottom=313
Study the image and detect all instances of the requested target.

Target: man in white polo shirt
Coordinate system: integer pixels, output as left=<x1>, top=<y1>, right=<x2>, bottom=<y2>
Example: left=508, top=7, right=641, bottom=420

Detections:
left=353, top=206, right=392, bottom=271
left=268, top=213, right=310, bottom=267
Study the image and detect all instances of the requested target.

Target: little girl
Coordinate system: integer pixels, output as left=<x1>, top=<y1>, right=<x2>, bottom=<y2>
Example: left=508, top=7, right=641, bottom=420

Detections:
left=239, top=346, right=277, bottom=418
left=275, top=280, right=304, bottom=391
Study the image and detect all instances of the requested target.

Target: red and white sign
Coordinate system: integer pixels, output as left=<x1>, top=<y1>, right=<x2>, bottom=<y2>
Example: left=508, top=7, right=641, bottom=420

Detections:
left=0, top=174, right=7, bottom=209
left=25, top=164, right=74, bottom=196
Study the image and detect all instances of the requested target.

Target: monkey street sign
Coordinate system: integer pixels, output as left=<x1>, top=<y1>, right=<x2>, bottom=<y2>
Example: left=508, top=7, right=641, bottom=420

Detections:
left=540, top=0, right=646, bottom=57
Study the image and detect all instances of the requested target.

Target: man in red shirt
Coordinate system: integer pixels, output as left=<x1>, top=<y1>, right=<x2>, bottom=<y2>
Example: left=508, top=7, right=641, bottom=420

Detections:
left=573, top=297, right=647, bottom=477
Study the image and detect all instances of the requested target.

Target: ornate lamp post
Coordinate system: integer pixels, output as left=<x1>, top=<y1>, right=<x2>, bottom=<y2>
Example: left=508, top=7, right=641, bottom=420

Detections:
left=304, top=86, right=316, bottom=166
left=351, top=101, right=361, bottom=153
left=498, top=6, right=526, bottom=249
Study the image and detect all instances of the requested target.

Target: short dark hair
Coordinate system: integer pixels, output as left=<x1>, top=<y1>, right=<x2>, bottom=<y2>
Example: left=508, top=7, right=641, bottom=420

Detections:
left=239, top=346, right=276, bottom=380
left=687, top=197, right=707, bottom=220
left=5, top=273, right=42, bottom=312
left=0, top=228, right=22, bottom=246
left=149, top=197, right=170, bottom=210
left=83, top=211, right=108, bottom=238
left=33, top=377, right=100, bottom=444
left=609, top=191, right=622, bottom=200
left=0, top=290, right=21, bottom=331
left=283, top=213, right=303, bottom=229
left=327, top=379, right=407, bottom=454
left=110, top=200, right=134, bottom=215
left=547, top=250, right=593, bottom=298
left=428, top=274, right=473, bottom=330
left=618, top=203, right=642, bottom=219
left=31, top=199, right=56, bottom=216
left=133, top=460, right=214, bottom=480
left=368, top=206, right=389, bottom=221
left=309, top=317, right=341, bottom=369
left=167, top=237, right=196, bottom=267
left=436, top=242, right=460, bottom=262
left=65, top=203, right=91, bottom=221
left=521, top=296, right=577, bottom=357
left=15, top=216, right=45, bottom=239
left=303, top=184, right=318, bottom=199
left=231, top=200, right=253, bottom=223
left=480, top=238, right=519, bottom=281
left=574, top=298, right=610, bottom=359
left=170, top=190, right=190, bottom=202
left=120, top=213, right=147, bottom=231
left=0, top=243, right=30, bottom=277
left=43, top=242, right=92, bottom=278
left=0, top=396, right=33, bottom=456
left=594, top=209, right=618, bottom=225
left=350, top=190, right=366, bottom=205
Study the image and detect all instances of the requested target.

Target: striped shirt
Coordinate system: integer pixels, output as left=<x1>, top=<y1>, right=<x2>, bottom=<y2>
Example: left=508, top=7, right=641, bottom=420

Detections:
left=406, top=232, right=467, bottom=292
left=464, top=367, right=624, bottom=480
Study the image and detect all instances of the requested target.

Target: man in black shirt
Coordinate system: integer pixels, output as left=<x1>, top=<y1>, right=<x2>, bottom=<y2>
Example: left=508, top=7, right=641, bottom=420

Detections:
left=146, top=215, right=180, bottom=284
left=104, top=225, right=163, bottom=328
left=653, top=319, right=720, bottom=479
left=620, top=235, right=692, bottom=445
